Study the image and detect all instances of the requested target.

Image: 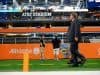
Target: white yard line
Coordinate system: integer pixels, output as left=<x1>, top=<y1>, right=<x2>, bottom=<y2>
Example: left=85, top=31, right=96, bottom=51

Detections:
left=40, top=64, right=54, bottom=66
left=17, top=64, right=32, bottom=65
left=86, top=62, right=99, bottom=65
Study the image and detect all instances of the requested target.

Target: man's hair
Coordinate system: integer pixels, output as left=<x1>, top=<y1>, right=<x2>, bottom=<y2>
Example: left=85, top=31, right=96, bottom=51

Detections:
left=70, top=12, right=78, bottom=19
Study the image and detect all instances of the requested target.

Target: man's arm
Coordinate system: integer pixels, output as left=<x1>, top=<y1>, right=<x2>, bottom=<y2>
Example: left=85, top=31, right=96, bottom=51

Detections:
left=75, top=20, right=80, bottom=41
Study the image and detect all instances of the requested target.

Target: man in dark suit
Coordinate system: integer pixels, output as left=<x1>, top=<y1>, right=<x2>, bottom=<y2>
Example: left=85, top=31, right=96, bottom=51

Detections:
left=68, top=13, right=86, bottom=67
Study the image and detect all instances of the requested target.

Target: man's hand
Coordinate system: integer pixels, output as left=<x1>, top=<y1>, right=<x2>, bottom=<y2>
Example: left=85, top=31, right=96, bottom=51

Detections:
left=75, top=37, right=78, bottom=41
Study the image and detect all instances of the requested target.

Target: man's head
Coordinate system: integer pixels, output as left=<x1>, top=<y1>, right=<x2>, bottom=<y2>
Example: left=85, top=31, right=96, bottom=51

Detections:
left=69, top=12, right=78, bottom=21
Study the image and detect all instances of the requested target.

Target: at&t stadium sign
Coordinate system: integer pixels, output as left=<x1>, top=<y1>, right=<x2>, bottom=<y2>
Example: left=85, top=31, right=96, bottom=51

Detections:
left=22, top=12, right=52, bottom=17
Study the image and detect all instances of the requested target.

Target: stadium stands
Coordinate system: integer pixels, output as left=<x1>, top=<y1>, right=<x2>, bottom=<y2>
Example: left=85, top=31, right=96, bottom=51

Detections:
left=0, top=0, right=99, bottom=44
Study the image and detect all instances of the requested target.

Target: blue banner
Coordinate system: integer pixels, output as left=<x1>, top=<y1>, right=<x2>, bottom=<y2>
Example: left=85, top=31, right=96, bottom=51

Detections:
left=64, top=0, right=71, bottom=4
left=0, top=0, right=7, bottom=5
left=87, top=0, right=100, bottom=10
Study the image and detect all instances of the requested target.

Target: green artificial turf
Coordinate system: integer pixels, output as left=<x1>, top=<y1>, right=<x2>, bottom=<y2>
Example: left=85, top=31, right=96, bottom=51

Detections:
left=0, top=59, right=100, bottom=71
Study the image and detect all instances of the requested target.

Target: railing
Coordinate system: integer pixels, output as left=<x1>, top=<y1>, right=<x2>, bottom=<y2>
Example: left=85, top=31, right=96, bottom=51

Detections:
left=0, top=31, right=100, bottom=44
left=0, top=35, right=100, bottom=44
left=0, top=36, right=68, bottom=44
left=76, top=0, right=84, bottom=9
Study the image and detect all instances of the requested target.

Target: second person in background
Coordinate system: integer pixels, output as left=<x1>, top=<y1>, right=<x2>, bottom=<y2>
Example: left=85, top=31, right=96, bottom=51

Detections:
left=40, top=35, right=45, bottom=61
left=52, top=35, right=61, bottom=61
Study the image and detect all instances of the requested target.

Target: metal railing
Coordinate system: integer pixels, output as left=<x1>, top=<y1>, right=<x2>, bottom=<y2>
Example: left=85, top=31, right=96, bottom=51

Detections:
left=0, top=36, right=68, bottom=44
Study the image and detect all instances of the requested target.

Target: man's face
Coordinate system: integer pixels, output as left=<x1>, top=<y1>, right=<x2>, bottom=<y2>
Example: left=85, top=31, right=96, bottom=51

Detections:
left=69, top=14, right=74, bottom=21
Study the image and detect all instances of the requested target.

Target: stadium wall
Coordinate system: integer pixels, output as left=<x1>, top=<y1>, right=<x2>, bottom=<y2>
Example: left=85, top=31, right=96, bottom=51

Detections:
left=0, top=43, right=100, bottom=60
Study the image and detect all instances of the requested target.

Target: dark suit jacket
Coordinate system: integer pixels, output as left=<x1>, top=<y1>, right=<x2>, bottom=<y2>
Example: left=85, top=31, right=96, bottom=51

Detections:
left=68, top=19, right=81, bottom=42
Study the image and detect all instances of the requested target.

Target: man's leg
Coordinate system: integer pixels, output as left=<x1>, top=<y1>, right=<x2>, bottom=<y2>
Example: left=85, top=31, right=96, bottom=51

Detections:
left=76, top=52, right=86, bottom=65
left=72, top=42, right=79, bottom=66
left=55, top=48, right=60, bottom=61
left=68, top=42, right=79, bottom=66
left=67, top=42, right=74, bottom=64
left=75, top=42, right=86, bottom=65
left=54, top=49, right=59, bottom=61
left=40, top=47, right=45, bottom=60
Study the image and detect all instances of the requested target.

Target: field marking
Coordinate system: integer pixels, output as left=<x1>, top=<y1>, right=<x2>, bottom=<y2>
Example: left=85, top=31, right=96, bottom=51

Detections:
left=86, top=62, right=99, bottom=65
left=17, top=64, right=32, bottom=66
left=23, top=53, right=29, bottom=72
left=0, top=62, right=99, bottom=67
left=40, top=64, right=54, bottom=66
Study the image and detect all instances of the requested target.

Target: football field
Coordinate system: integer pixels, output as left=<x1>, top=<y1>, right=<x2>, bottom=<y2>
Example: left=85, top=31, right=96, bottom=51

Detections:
left=0, top=59, right=100, bottom=72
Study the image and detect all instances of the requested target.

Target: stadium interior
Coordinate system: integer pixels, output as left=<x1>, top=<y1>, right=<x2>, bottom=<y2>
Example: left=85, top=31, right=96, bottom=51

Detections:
left=0, top=0, right=100, bottom=44
left=0, top=0, right=100, bottom=71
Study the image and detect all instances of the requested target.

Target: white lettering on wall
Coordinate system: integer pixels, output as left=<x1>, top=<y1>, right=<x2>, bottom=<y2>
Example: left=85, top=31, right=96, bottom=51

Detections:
left=22, top=12, right=52, bottom=16
left=9, top=48, right=40, bottom=54
left=33, top=48, right=40, bottom=55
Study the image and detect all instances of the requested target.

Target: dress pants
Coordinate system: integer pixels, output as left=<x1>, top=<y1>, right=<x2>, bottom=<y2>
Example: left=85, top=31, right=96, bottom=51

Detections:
left=70, top=41, right=85, bottom=65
